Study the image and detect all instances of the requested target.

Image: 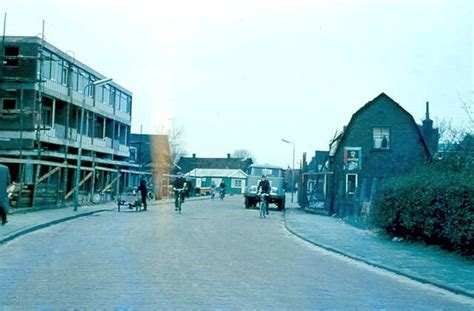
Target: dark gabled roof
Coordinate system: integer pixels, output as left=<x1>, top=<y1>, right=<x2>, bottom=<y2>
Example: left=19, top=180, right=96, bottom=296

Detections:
left=331, top=93, right=432, bottom=158
left=176, top=155, right=253, bottom=174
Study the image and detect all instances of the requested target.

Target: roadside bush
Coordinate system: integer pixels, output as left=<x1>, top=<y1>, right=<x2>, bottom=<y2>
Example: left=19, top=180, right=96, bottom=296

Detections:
left=372, top=161, right=474, bottom=257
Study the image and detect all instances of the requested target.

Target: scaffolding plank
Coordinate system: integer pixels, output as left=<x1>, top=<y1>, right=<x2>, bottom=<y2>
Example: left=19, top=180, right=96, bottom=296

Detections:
left=101, top=173, right=121, bottom=193
left=64, top=172, right=93, bottom=200
left=36, top=165, right=61, bottom=184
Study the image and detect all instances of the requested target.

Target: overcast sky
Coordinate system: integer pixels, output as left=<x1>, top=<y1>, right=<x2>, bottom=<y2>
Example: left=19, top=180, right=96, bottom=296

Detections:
left=3, top=0, right=473, bottom=168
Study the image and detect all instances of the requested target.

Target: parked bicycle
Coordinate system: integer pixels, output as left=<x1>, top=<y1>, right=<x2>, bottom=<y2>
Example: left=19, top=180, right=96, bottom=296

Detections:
left=258, top=193, right=269, bottom=218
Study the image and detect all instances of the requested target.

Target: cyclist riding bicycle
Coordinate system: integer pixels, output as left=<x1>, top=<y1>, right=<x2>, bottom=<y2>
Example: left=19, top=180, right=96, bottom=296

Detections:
left=219, top=180, right=226, bottom=200
left=173, top=173, right=187, bottom=211
left=257, top=174, right=271, bottom=215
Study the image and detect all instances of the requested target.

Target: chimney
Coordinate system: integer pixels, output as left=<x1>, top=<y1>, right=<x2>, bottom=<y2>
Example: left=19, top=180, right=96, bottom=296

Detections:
left=425, top=101, right=430, bottom=120
left=227, top=153, right=231, bottom=159
left=422, top=101, right=433, bottom=129
left=192, top=153, right=196, bottom=158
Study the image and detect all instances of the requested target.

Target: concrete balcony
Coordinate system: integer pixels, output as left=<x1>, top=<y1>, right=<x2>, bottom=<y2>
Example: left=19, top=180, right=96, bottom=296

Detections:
left=118, top=144, right=129, bottom=154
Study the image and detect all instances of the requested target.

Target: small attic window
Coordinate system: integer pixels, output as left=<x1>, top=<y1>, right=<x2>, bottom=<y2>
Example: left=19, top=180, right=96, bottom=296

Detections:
left=3, top=46, right=20, bottom=66
left=373, top=127, right=390, bottom=150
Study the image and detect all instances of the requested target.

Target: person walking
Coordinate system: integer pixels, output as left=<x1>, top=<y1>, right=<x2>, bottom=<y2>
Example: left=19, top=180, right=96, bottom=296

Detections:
left=0, top=164, right=11, bottom=225
left=137, top=179, right=148, bottom=211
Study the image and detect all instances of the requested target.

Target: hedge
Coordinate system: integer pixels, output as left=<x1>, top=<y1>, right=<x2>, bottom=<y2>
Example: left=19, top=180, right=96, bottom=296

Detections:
left=372, top=161, right=474, bottom=257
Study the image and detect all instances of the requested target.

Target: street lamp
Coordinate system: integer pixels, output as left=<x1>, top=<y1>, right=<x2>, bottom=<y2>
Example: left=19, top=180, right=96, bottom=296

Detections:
left=281, top=138, right=295, bottom=203
left=74, top=77, right=113, bottom=211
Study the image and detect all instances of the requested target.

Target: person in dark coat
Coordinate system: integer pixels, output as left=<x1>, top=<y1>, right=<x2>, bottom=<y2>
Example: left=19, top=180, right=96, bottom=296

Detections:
left=0, top=164, right=11, bottom=225
left=173, top=173, right=187, bottom=209
left=219, top=180, right=226, bottom=200
left=137, top=179, right=148, bottom=211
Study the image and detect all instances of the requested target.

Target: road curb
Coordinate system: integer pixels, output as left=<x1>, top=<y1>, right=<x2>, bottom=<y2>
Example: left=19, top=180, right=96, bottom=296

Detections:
left=0, top=208, right=113, bottom=245
left=283, top=210, right=474, bottom=299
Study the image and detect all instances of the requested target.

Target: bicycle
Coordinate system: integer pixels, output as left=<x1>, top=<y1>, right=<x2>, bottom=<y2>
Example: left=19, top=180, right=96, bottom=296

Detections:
left=259, top=193, right=269, bottom=218
left=174, top=188, right=185, bottom=213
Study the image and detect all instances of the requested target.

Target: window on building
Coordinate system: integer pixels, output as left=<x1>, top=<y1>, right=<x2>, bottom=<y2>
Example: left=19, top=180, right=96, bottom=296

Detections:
left=87, top=76, right=95, bottom=97
left=126, top=97, right=132, bottom=114
left=346, top=174, right=358, bottom=194
left=115, top=123, right=121, bottom=140
left=116, top=91, right=121, bottom=111
left=109, top=88, right=115, bottom=108
left=61, top=61, right=69, bottom=86
left=129, top=147, right=137, bottom=162
left=231, top=179, right=242, bottom=188
left=103, top=85, right=110, bottom=106
left=373, top=127, right=390, bottom=149
left=41, top=50, right=52, bottom=79
left=2, top=99, right=16, bottom=110
left=97, top=85, right=104, bottom=103
left=78, top=70, right=87, bottom=93
left=3, top=46, right=19, bottom=66
left=51, top=54, right=61, bottom=82
left=71, top=66, right=79, bottom=91
left=94, top=116, right=105, bottom=138
left=42, top=105, right=53, bottom=127
left=121, top=93, right=128, bottom=112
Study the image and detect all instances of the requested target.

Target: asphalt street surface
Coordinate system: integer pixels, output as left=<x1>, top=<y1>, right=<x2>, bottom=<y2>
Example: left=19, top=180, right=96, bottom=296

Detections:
left=1, top=196, right=472, bottom=309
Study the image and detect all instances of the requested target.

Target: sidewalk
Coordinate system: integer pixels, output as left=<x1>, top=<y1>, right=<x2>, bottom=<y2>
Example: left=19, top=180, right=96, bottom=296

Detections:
left=0, top=196, right=208, bottom=245
left=284, top=205, right=474, bottom=298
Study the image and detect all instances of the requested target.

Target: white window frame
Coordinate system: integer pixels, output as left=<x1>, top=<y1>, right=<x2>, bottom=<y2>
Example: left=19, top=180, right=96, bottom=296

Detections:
left=231, top=178, right=242, bottom=188
left=345, top=174, right=358, bottom=194
left=373, top=127, right=391, bottom=150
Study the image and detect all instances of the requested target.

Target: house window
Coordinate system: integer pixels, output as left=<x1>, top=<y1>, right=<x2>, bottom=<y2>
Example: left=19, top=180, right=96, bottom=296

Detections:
left=2, top=99, right=16, bottom=110
left=231, top=179, right=242, bottom=188
left=373, top=127, right=390, bottom=149
left=346, top=174, right=358, bottom=194
left=3, top=46, right=19, bottom=66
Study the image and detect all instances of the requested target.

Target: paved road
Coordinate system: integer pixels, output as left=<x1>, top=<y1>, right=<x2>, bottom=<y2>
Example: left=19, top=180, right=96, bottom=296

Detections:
left=1, top=196, right=472, bottom=309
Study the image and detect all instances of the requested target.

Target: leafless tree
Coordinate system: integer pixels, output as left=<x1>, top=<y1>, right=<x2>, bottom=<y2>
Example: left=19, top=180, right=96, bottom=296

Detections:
left=232, top=149, right=255, bottom=162
left=458, top=92, right=473, bottom=132
left=167, top=124, right=187, bottom=166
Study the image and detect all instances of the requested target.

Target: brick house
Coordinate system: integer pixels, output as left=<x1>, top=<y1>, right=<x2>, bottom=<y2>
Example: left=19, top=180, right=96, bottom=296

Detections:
left=129, top=134, right=171, bottom=199
left=326, top=93, right=438, bottom=216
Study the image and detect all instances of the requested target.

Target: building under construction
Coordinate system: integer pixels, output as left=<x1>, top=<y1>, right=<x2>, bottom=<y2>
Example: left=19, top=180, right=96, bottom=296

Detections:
left=0, top=36, right=148, bottom=208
